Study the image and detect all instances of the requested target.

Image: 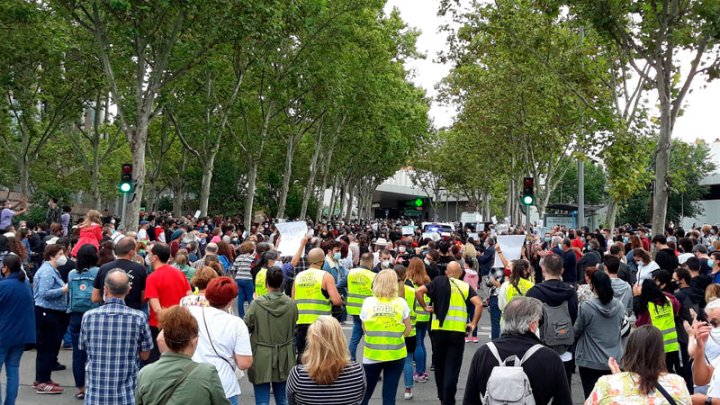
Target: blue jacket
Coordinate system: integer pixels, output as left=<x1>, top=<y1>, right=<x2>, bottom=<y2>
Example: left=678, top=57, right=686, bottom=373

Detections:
left=0, top=272, right=36, bottom=346
left=33, top=262, right=67, bottom=311
left=478, top=246, right=495, bottom=276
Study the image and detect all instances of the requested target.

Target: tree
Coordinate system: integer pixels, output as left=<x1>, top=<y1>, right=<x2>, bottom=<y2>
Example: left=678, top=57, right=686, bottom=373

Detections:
left=53, top=0, right=246, bottom=229
left=549, top=161, right=607, bottom=206
left=566, top=0, right=720, bottom=234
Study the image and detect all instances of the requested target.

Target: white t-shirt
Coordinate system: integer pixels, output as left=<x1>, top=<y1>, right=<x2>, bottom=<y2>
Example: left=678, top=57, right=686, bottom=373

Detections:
left=137, top=228, right=148, bottom=241
left=708, top=357, right=720, bottom=397
left=189, top=306, right=252, bottom=398
left=636, top=261, right=660, bottom=284
left=359, top=296, right=410, bottom=364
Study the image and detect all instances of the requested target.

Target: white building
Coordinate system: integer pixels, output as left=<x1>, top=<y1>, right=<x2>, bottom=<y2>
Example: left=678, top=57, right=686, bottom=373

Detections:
left=681, top=140, right=720, bottom=229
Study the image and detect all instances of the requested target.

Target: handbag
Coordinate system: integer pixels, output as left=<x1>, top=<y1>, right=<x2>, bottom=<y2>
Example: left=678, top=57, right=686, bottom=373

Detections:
left=201, top=307, right=244, bottom=381
left=157, top=361, right=198, bottom=405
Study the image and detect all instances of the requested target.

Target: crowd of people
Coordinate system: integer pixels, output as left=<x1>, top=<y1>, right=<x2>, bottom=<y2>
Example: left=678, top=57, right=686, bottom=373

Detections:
left=4, top=201, right=720, bottom=404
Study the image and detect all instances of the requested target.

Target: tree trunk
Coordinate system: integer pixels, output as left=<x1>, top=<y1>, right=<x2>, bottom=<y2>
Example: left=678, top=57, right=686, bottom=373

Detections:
left=276, top=135, right=297, bottom=220
left=244, top=160, right=258, bottom=228
left=300, top=119, right=324, bottom=220
left=652, top=72, right=672, bottom=238
left=606, top=197, right=618, bottom=232
left=199, top=155, right=216, bottom=217
left=127, top=132, right=148, bottom=231
left=328, top=175, right=340, bottom=220
left=172, top=185, right=184, bottom=217
left=345, top=181, right=355, bottom=222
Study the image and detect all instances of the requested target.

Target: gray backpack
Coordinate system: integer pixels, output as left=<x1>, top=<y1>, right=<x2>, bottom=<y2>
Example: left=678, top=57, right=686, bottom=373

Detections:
left=483, top=343, right=543, bottom=405
left=540, top=301, right=574, bottom=354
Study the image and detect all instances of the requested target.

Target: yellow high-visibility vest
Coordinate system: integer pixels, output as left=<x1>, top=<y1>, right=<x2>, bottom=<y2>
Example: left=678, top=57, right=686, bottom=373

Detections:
left=346, top=268, right=375, bottom=316
left=403, top=284, right=417, bottom=337
left=255, top=267, right=268, bottom=297
left=294, top=269, right=331, bottom=325
left=431, top=278, right=470, bottom=333
left=649, top=298, right=679, bottom=353
left=363, top=297, right=407, bottom=362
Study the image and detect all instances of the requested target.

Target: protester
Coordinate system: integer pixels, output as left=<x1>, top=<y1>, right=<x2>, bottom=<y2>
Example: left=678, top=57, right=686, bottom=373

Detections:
left=66, top=244, right=100, bottom=399
left=634, top=248, right=660, bottom=284
left=587, top=325, right=691, bottom=404
left=396, top=264, right=418, bottom=400
left=574, top=270, right=625, bottom=398
left=144, top=242, right=192, bottom=363
left=463, top=296, right=572, bottom=405
left=292, top=248, right=342, bottom=359
left=180, top=266, right=218, bottom=307
left=80, top=269, right=153, bottom=404
left=416, top=261, right=482, bottom=405
left=92, top=237, right=147, bottom=311
left=0, top=254, right=35, bottom=405
left=286, top=316, right=366, bottom=405
left=71, top=210, right=103, bottom=257
left=347, top=252, right=376, bottom=362
left=135, top=306, right=229, bottom=405
left=174, top=249, right=196, bottom=284
left=33, top=244, right=69, bottom=394
left=245, top=268, right=297, bottom=405
left=407, top=257, right=432, bottom=382
left=233, top=241, right=256, bottom=317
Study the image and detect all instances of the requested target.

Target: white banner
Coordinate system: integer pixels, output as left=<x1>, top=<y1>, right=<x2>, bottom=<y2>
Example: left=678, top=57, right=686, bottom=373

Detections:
left=493, top=235, right=526, bottom=268
left=402, top=226, right=415, bottom=235
left=276, top=221, right=308, bottom=258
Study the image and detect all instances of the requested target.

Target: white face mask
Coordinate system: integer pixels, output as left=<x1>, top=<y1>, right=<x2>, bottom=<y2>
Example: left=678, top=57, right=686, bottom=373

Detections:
left=533, top=323, right=541, bottom=339
left=424, top=259, right=431, bottom=266
left=145, top=254, right=153, bottom=266
left=382, top=260, right=391, bottom=268
left=55, top=255, right=67, bottom=267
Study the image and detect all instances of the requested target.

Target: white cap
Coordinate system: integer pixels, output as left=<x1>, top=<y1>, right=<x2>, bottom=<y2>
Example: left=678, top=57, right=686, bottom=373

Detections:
left=3, top=232, right=15, bottom=239
left=375, top=238, right=388, bottom=246
left=45, top=236, right=59, bottom=245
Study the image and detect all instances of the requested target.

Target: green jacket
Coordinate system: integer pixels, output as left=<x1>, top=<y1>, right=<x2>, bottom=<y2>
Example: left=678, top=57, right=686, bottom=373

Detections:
left=244, top=291, right=298, bottom=384
left=135, top=352, right=229, bottom=405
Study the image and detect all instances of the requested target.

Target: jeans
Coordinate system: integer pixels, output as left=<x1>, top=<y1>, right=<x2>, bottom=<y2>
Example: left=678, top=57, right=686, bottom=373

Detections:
left=349, top=316, right=364, bottom=362
left=62, top=327, right=72, bottom=348
left=147, top=326, right=161, bottom=365
left=253, top=381, right=288, bottom=405
left=579, top=367, right=611, bottom=399
left=403, top=353, right=414, bottom=389
left=466, top=301, right=477, bottom=337
left=362, top=359, right=404, bottom=405
left=414, top=322, right=429, bottom=375
left=489, top=296, right=501, bottom=340
left=69, top=312, right=86, bottom=388
left=236, top=279, right=254, bottom=318
left=35, top=307, right=66, bottom=383
left=228, top=396, right=238, bottom=405
left=296, top=324, right=310, bottom=363
left=431, top=331, right=465, bottom=405
left=0, top=344, right=24, bottom=405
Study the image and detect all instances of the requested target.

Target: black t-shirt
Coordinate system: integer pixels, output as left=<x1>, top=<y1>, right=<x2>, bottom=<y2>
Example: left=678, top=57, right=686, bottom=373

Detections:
left=691, top=274, right=712, bottom=309
left=93, top=259, right=147, bottom=310
left=57, top=259, right=77, bottom=283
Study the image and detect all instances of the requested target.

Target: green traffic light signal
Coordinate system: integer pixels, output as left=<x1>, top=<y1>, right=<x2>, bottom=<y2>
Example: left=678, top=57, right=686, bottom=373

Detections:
left=120, top=182, right=132, bottom=193
left=522, top=195, right=534, bottom=206
left=415, top=198, right=423, bottom=207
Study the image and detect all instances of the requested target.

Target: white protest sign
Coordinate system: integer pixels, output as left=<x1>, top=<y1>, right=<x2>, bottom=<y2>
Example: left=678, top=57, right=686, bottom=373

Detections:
left=493, top=235, right=526, bottom=268
left=477, top=223, right=485, bottom=231
left=276, top=221, right=308, bottom=257
left=193, top=210, right=201, bottom=219
left=402, top=226, right=415, bottom=235
left=468, top=233, right=479, bottom=241
left=491, top=216, right=498, bottom=224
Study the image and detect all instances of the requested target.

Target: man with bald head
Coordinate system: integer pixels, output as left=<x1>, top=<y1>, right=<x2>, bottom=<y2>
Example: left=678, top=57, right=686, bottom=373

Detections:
left=92, top=236, right=147, bottom=310
left=292, top=247, right=342, bottom=359
left=416, top=260, right=482, bottom=405
left=80, top=269, right=153, bottom=403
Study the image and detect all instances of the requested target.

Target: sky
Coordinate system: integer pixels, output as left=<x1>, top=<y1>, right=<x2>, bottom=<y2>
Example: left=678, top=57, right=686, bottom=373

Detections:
left=384, top=0, right=720, bottom=143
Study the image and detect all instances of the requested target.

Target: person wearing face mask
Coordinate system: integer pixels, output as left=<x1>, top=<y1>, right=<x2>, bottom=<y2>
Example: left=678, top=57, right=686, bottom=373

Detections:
left=0, top=254, right=36, bottom=404
left=322, top=240, right=349, bottom=323
left=709, top=251, right=720, bottom=284
left=347, top=253, right=377, bottom=362
left=574, top=270, right=625, bottom=398
left=32, top=244, right=70, bottom=394
left=144, top=243, right=192, bottom=364
left=633, top=248, right=660, bottom=284
left=423, top=250, right=440, bottom=280
left=373, top=249, right=393, bottom=273
left=463, top=297, right=572, bottom=405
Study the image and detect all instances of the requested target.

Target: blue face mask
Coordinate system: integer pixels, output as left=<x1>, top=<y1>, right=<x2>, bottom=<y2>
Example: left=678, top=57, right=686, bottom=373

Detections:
left=333, top=252, right=341, bottom=261
left=623, top=237, right=629, bottom=244
left=544, top=237, right=551, bottom=243
left=709, top=259, right=716, bottom=268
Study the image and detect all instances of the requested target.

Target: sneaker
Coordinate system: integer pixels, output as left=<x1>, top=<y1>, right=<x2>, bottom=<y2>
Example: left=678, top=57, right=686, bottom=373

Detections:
left=471, top=336, right=479, bottom=343
left=36, top=383, right=64, bottom=395
left=464, top=337, right=471, bottom=343
left=33, top=380, right=56, bottom=387
left=430, top=364, right=435, bottom=371
left=52, top=363, right=66, bottom=371
left=422, top=372, right=429, bottom=380
left=404, top=388, right=413, bottom=400
left=413, top=373, right=427, bottom=383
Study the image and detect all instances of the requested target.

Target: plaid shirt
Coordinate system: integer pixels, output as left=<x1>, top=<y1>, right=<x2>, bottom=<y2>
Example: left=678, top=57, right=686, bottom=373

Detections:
left=79, top=298, right=153, bottom=405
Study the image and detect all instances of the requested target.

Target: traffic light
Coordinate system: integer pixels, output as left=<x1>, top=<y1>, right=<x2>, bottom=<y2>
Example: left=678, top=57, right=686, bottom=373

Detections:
left=414, top=198, right=423, bottom=207
left=522, top=177, right=535, bottom=206
left=120, top=163, right=133, bottom=193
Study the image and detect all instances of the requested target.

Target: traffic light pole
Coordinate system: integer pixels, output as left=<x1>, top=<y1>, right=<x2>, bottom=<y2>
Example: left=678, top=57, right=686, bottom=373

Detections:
left=120, top=192, right=128, bottom=231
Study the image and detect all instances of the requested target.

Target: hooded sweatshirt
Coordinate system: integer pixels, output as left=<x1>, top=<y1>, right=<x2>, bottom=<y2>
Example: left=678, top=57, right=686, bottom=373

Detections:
left=574, top=297, right=625, bottom=370
left=244, top=291, right=298, bottom=384
left=610, top=277, right=633, bottom=315
left=526, top=279, right=578, bottom=324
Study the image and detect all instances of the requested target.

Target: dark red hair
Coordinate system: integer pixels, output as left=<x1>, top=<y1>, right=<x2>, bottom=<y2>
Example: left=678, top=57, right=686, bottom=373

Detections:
left=205, top=277, right=238, bottom=308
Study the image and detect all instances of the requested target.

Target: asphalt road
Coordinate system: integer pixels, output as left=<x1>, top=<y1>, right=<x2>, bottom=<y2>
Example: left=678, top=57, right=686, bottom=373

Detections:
left=6, top=313, right=586, bottom=404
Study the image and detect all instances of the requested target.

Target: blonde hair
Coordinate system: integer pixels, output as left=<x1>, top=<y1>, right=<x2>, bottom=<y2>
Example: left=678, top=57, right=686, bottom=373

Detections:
left=302, top=316, right=350, bottom=385
left=373, top=269, right=399, bottom=299
left=461, top=243, right=477, bottom=261
left=191, top=266, right=218, bottom=291
left=706, top=284, right=720, bottom=305
left=175, top=249, right=189, bottom=266
left=82, top=210, right=102, bottom=227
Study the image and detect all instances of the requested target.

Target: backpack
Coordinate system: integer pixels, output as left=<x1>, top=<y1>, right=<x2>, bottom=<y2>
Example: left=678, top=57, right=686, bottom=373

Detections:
left=540, top=301, right=574, bottom=354
left=483, top=342, right=543, bottom=405
left=68, top=267, right=99, bottom=313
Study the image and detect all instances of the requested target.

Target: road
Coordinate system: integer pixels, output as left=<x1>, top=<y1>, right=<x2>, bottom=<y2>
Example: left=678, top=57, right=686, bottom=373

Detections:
left=6, top=313, right=586, bottom=404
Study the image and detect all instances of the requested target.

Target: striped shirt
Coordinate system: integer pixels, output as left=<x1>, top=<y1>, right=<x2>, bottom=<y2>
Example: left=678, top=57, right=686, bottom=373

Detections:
left=286, top=362, right=366, bottom=405
left=232, top=254, right=254, bottom=280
